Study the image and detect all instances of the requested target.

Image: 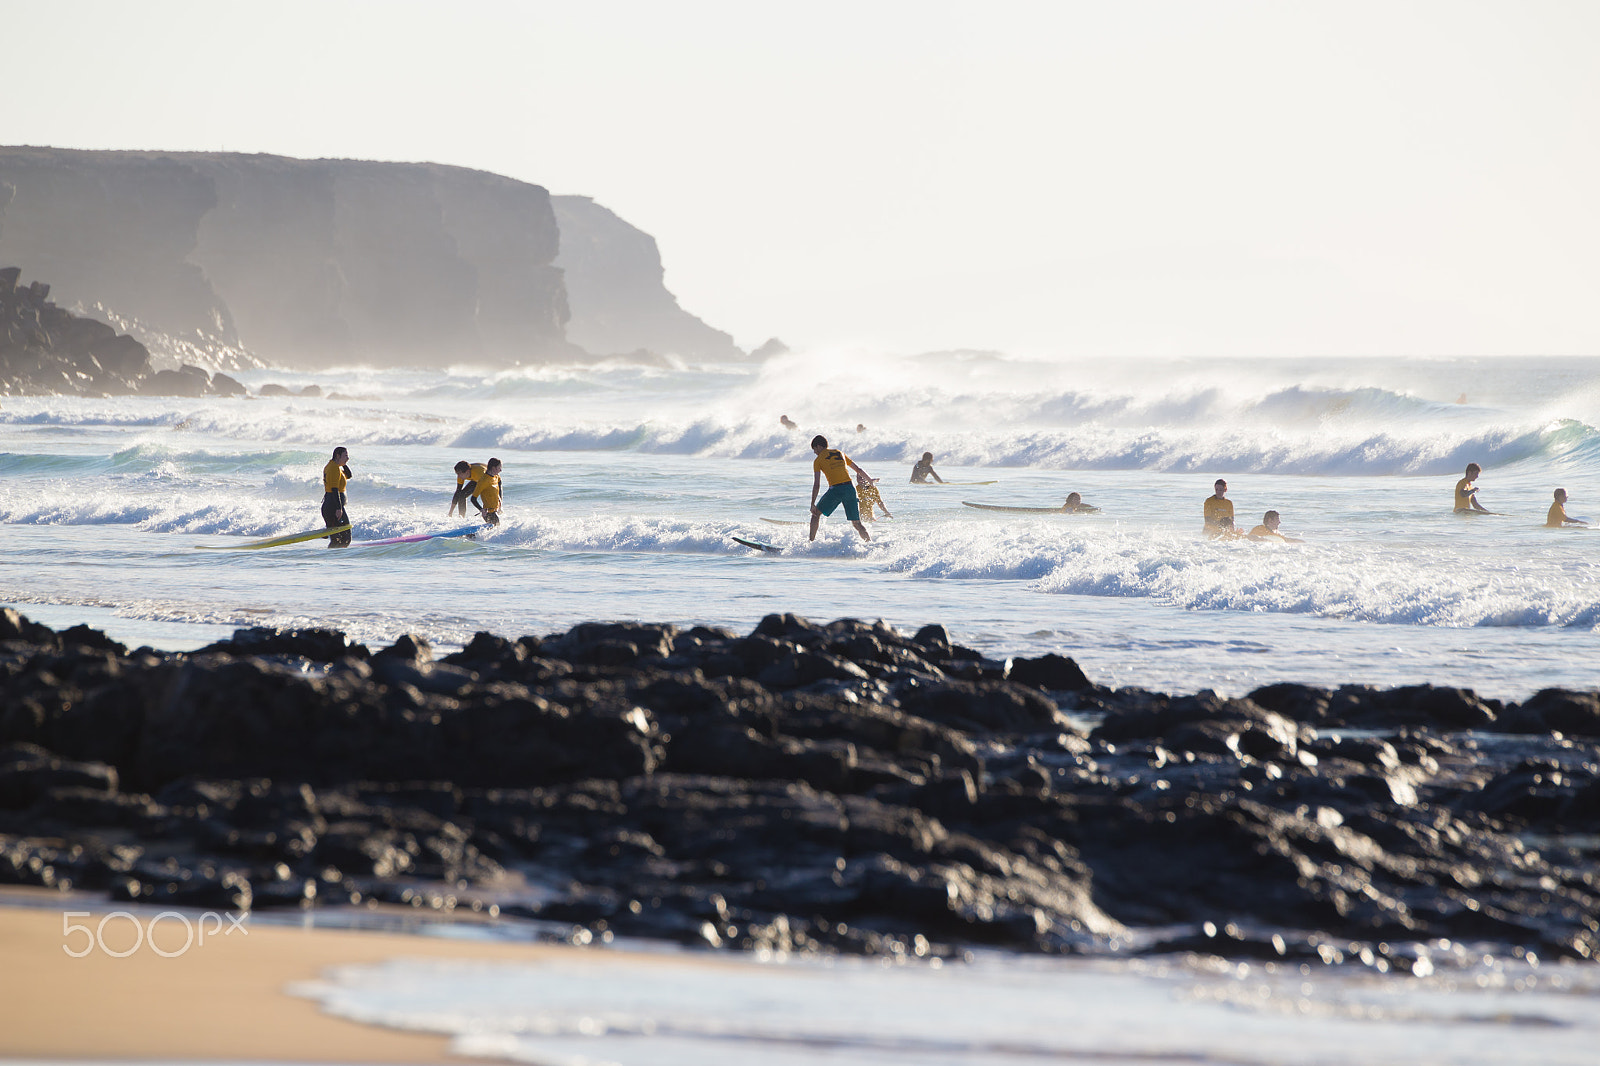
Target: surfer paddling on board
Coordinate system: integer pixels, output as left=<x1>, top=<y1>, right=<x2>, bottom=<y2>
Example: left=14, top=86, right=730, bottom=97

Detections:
left=1547, top=488, right=1587, bottom=528
left=1454, top=463, right=1494, bottom=514
left=1062, top=492, right=1099, bottom=514
left=855, top=470, right=893, bottom=521
left=910, top=452, right=944, bottom=484
left=1203, top=479, right=1242, bottom=539
left=453, top=458, right=504, bottom=526
left=1248, top=510, right=1302, bottom=542
left=321, top=447, right=353, bottom=548
left=810, top=435, right=872, bottom=542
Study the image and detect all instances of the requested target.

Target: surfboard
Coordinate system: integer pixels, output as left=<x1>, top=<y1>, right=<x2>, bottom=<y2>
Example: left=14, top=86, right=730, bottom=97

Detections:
left=195, top=524, right=351, bottom=550
left=962, top=501, right=1099, bottom=514
left=732, top=535, right=783, bottom=554
left=912, top=480, right=997, bottom=486
left=350, top=524, right=486, bottom=548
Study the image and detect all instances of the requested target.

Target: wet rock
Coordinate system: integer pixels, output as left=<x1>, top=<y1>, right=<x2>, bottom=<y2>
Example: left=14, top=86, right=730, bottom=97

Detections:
left=1008, top=653, right=1092, bottom=693
left=2, top=608, right=1598, bottom=965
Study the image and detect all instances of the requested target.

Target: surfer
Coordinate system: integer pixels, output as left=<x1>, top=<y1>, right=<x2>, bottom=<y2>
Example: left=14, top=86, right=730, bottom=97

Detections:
left=455, top=458, right=504, bottom=526
left=1547, top=488, right=1587, bottom=528
left=1203, top=479, right=1240, bottom=538
left=1454, top=463, right=1492, bottom=514
left=809, top=435, right=872, bottom=542
left=1248, top=510, right=1302, bottom=542
left=910, top=452, right=944, bottom=484
left=448, top=461, right=474, bottom=516
left=321, top=446, right=352, bottom=548
left=855, top=470, right=893, bottom=521
left=1062, top=492, right=1099, bottom=514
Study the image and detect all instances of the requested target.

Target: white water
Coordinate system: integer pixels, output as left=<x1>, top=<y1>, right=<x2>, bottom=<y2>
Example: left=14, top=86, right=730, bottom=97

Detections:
left=3, top=350, right=1600, bottom=697
left=290, top=944, right=1600, bottom=1066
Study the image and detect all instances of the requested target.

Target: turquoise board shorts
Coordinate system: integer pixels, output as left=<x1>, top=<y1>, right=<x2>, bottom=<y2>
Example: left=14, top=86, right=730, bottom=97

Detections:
left=817, top=481, right=861, bottom=521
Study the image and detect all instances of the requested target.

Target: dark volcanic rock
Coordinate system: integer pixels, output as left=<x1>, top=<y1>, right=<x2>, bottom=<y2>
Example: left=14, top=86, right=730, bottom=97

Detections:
left=1, top=609, right=1597, bottom=965
left=0, top=268, right=239, bottom=398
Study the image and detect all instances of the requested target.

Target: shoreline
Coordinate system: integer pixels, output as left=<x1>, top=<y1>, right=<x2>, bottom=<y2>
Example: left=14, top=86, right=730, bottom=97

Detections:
left=0, top=892, right=511, bottom=1063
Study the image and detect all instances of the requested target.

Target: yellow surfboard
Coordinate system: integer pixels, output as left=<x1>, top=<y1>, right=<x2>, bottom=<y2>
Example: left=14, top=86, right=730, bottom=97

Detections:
left=195, top=524, right=351, bottom=550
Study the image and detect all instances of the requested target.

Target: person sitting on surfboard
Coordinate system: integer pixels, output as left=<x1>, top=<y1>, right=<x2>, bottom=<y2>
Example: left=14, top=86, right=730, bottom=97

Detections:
left=1547, top=488, right=1587, bottom=528
left=810, top=435, right=872, bottom=542
left=1062, top=492, right=1099, bottom=514
left=321, top=446, right=353, bottom=548
left=1248, top=510, right=1302, bottom=542
left=454, top=458, right=504, bottom=526
left=1203, top=479, right=1241, bottom=538
left=1454, top=463, right=1492, bottom=514
left=855, top=470, right=893, bottom=521
left=910, top=452, right=944, bottom=484
left=449, top=461, right=475, bottom=517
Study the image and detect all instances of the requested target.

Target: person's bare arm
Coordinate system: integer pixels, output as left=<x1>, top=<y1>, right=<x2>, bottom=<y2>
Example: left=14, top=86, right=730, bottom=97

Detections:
left=810, top=470, right=823, bottom=509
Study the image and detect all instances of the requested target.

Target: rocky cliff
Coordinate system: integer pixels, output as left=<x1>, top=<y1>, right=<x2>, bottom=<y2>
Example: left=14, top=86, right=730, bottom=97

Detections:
left=553, top=195, right=742, bottom=362
left=0, top=148, right=741, bottom=368
left=0, top=266, right=244, bottom=397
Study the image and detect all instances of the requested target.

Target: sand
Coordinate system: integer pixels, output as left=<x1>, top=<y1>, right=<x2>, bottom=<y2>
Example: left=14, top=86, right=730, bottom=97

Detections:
left=0, top=889, right=583, bottom=1063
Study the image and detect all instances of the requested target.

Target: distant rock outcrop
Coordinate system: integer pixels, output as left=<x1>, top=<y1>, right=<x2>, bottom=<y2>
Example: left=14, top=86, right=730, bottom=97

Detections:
left=553, top=195, right=743, bottom=362
left=0, top=148, right=744, bottom=369
left=0, top=267, right=243, bottom=397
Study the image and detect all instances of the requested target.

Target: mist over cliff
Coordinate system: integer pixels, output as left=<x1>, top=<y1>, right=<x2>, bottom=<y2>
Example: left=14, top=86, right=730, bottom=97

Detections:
left=0, top=147, right=743, bottom=368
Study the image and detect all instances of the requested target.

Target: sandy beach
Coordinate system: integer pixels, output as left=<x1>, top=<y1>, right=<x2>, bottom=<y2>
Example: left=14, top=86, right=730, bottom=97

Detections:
left=0, top=890, right=566, bottom=1063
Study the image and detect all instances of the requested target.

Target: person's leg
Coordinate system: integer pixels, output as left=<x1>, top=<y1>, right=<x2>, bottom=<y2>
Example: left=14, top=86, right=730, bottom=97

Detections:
left=809, top=509, right=821, bottom=541
left=483, top=510, right=500, bottom=526
left=852, top=520, right=870, bottom=541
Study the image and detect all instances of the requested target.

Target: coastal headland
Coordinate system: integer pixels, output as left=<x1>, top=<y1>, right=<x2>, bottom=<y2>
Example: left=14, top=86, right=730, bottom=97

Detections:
left=3, top=607, right=1597, bottom=968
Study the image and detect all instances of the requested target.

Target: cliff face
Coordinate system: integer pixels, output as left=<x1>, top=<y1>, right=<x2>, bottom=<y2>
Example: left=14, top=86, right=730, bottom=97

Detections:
left=0, top=148, right=737, bottom=368
left=553, top=195, right=742, bottom=362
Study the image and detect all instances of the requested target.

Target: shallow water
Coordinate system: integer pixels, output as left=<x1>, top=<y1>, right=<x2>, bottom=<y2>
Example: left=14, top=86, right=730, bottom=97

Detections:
left=3, top=351, right=1599, bottom=698
left=292, top=944, right=1600, bottom=1066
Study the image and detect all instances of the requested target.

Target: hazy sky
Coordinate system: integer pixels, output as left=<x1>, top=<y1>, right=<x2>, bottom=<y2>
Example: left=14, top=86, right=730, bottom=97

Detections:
left=6, top=1, right=1598, bottom=356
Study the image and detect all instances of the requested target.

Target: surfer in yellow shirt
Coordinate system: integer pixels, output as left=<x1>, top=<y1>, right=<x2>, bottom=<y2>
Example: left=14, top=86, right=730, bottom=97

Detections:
left=321, top=446, right=352, bottom=548
left=1248, top=510, right=1302, bottom=542
left=1454, top=463, right=1493, bottom=514
left=452, top=458, right=504, bottom=525
left=854, top=470, right=893, bottom=521
left=810, top=435, right=873, bottom=541
left=1204, top=479, right=1241, bottom=538
left=1547, top=488, right=1587, bottom=528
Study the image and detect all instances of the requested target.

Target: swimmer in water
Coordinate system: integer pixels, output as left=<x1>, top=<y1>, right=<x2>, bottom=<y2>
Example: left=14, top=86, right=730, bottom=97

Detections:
left=1547, top=488, right=1587, bottom=528
left=1204, top=479, right=1241, bottom=538
left=1248, top=510, right=1302, bottom=542
left=910, top=452, right=944, bottom=484
left=1454, top=463, right=1493, bottom=514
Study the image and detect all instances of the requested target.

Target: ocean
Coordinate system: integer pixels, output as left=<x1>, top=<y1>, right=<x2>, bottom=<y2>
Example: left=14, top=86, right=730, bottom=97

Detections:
left=3, top=350, right=1598, bottom=698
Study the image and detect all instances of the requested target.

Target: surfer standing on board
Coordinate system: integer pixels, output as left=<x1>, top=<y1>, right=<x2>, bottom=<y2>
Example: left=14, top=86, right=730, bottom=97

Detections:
left=810, top=435, right=872, bottom=542
left=1454, top=463, right=1492, bottom=514
left=1203, top=479, right=1240, bottom=538
left=321, top=447, right=352, bottom=548
left=910, top=452, right=944, bottom=484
